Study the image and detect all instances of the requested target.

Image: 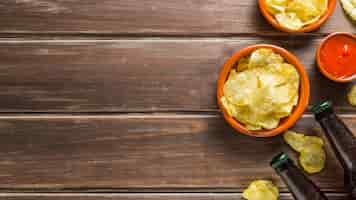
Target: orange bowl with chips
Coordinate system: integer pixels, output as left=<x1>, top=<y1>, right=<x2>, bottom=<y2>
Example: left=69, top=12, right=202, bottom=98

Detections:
left=217, top=44, right=310, bottom=137
left=258, top=0, right=337, bottom=33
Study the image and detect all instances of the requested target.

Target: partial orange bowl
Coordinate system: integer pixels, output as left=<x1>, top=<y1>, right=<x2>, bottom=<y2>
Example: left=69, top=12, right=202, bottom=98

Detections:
left=316, top=32, right=356, bottom=83
left=258, top=0, right=337, bottom=33
left=217, top=44, right=310, bottom=137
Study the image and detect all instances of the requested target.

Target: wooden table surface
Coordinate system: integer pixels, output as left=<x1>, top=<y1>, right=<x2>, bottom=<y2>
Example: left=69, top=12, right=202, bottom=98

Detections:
left=0, top=0, right=355, bottom=199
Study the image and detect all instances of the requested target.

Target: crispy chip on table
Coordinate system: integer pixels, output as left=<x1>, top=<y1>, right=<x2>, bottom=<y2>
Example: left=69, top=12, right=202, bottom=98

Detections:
left=242, top=180, right=279, bottom=200
left=284, top=131, right=326, bottom=173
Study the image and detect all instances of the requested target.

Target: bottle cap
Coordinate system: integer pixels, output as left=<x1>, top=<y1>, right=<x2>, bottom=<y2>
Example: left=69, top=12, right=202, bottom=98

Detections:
left=271, top=152, right=290, bottom=170
left=310, top=100, right=332, bottom=115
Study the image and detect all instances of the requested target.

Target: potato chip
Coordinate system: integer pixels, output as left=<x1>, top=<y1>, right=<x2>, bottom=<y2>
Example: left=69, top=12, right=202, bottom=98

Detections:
left=237, top=57, right=250, bottom=72
left=249, top=48, right=273, bottom=68
left=268, top=63, right=299, bottom=79
left=246, top=123, right=264, bottom=131
left=221, top=96, right=233, bottom=116
left=312, top=0, right=329, bottom=13
left=264, top=0, right=328, bottom=30
left=275, top=12, right=304, bottom=30
left=348, top=85, right=356, bottom=106
left=249, top=48, right=284, bottom=69
left=257, top=115, right=280, bottom=129
left=221, top=48, right=300, bottom=130
left=284, top=131, right=323, bottom=152
left=284, top=131, right=308, bottom=152
left=272, top=84, right=297, bottom=103
left=299, top=144, right=326, bottom=173
left=340, top=0, right=356, bottom=21
left=286, top=0, right=320, bottom=21
left=223, top=70, right=259, bottom=106
left=242, top=180, right=279, bottom=200
left=258, top=70, right=286, bottom=87
left=266, top=0, right=289, bottom=15
left=283, top=131, right=325, bottom=173
left=266, top=50, right=285, bottom=65
left=302, top=0, right=328, bottom=25
left=274, top=102, right=295, bottom=118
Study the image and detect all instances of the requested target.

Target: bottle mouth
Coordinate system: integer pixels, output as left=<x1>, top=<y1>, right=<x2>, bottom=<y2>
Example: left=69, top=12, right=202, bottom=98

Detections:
left=310, top=100, right=332, bottom=115
left=271, top=152, right=290, bottom=170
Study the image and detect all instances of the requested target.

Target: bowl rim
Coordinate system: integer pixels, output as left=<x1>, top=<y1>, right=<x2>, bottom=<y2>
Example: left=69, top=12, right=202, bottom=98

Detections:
left=316, top=32, right=356, bottom=83
left=258, top=0, right=337, bottom=33
left=216, top=44, right=310, bottom=137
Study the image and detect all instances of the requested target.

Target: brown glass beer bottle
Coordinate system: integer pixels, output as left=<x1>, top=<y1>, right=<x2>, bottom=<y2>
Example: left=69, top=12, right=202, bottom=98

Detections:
left=312, top=100, right=356, bottom=198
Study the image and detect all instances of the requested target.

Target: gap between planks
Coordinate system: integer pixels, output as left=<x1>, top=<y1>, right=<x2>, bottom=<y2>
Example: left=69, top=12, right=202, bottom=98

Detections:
left=0, top=35, right=325, bottom=43
left=0, top=192, right=345, bottom=197
left=0, top=192, right=350, bottom=200
left=0, top=185, right=351, bottom=193
left=0, top=113, right=353, bottom=119
left=0, top=32, right=328, bottom=40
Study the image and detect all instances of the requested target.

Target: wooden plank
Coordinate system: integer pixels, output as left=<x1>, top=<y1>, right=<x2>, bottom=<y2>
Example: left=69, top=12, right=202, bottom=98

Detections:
left=0, top=38, right=353, bottom=113
left=0, top=193, right=351, bottom=200
left=0, top=114, right=353, bottom=191
left=0, top=0, right=353, bottom=35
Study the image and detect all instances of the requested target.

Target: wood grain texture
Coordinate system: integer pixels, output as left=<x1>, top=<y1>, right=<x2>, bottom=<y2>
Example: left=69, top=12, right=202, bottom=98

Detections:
left=1, top=0, right=354, bottom=197
left=0, top=0, right=353, bottom=35
left=0, top=193, right=351, bottom=200
left=0, top=114, right=353, bottom=191
left=0, top=38, right=353, bottom=113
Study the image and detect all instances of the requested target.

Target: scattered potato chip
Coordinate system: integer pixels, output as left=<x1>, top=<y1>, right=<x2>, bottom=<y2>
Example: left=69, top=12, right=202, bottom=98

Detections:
left=348, top=85, right=356, bottom=106
left=340, top=0, right=356, bottom=21
left=300, top=143, right=326, bottom=173
left=283, top=131, right=326, bottom=173
left=284, top=131, right=308, bottom=151
left=265, top=0, right=328, bottom=30
left=284, top=131, right=323, bottom=151
left=242, top=180, right=279, bottom=200
left=221, top=48, right=300, bottom=130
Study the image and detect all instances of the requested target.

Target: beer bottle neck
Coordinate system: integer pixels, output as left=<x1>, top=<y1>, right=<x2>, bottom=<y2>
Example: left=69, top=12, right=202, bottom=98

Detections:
left=271, top=153, right=328, bottom=200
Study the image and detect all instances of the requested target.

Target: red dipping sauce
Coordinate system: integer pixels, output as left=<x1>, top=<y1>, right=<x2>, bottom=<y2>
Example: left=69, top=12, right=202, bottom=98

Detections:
left=318, top=33, right=356, bottom=82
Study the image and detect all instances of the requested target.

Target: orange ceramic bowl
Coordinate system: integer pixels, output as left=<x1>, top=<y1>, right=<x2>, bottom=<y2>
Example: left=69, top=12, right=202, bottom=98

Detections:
left=316, top=32, right=356, bottom=83
left=259, top=0, right=336, bottom=33
left=217, top=44, right=310, bottom=137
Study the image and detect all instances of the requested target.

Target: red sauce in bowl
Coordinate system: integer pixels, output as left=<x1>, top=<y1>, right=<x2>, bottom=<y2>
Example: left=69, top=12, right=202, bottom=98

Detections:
left=319, top=33, right=356, bottom=81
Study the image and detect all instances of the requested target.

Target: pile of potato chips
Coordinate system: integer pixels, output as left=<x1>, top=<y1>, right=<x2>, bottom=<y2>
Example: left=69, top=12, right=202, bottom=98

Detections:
left=242, top=180, right=279, bottom=200
left=265, top=0, right=328, bottom=30
left=340, top=0, right=356, bottom=21
left=221, top=48, right=300, bottom=130
left=284, top=131, right=326, bottom=173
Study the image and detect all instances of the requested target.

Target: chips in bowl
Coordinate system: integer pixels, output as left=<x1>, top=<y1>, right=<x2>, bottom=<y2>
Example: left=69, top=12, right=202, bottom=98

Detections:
left=340, top=0, right=356, bottom=21
left=265, top=0, right=328, bottom=30
left=221, top=48, right=300, bottom=131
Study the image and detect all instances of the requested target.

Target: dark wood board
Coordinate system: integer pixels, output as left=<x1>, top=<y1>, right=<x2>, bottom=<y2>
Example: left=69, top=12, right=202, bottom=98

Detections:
left=0, top=0, right=354, bottom=199
left=0, top=0, right=354, bottom=35
left=0, top=38, right=354, bottom=113
left=0, top=193, right=351, bottom=200
left=0, top=114, right=353, bottom=191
